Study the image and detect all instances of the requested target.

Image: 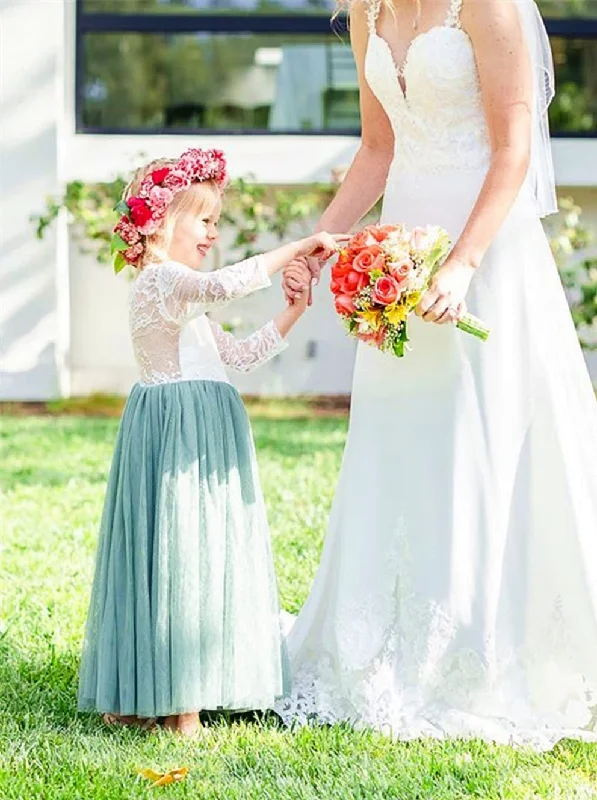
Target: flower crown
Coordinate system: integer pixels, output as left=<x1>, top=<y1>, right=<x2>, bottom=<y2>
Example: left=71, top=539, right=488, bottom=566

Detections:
left=111, top=148, right=228, bottom=273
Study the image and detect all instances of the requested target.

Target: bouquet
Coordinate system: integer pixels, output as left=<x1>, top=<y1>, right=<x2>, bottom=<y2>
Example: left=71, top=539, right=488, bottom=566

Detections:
left=331, top=224, right=490, bottom=357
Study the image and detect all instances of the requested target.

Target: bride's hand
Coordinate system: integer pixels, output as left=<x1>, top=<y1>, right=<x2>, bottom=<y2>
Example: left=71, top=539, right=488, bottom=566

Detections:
left=416, top=259, right=475, bottom=325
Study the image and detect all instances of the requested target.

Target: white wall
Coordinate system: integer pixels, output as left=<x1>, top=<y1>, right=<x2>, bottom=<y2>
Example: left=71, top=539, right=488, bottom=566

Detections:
left=0, top=0, right=67, bottom=400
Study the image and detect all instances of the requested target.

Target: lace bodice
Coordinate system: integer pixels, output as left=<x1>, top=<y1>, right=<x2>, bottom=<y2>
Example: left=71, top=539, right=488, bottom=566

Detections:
left=365, top=0, right=491, bottom=175
left=129, top=257, right=287, bottom=386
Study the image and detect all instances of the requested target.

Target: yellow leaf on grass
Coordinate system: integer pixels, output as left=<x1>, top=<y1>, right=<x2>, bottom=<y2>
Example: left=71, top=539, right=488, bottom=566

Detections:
left=138, top=767, right=189, bottom=788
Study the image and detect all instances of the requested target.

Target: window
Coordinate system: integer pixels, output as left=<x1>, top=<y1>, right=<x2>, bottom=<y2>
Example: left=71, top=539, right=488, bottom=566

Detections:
left=76, top=0, right=597, bottom=136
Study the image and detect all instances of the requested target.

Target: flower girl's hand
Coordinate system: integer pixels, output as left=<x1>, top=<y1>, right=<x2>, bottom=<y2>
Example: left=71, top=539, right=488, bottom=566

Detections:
left=285, top=261, right=312, bottom=311
left=416, top=259, right=475, bottom=325
left=295, top=232, right=350, bottom=262
left=283, top=258, right=311, bottom=301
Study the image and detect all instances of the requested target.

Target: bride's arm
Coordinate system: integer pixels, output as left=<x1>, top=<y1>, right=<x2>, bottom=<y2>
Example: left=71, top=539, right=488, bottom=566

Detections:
left=283, top=2, right=394, bottom=301
left=418, top=0, right=534, bottom=324
left=316, top=1, right=395, bottom=235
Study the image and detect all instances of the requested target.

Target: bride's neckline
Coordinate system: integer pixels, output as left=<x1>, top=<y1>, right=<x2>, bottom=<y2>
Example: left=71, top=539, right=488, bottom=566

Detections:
left=369, top=25, right=469, bottom=100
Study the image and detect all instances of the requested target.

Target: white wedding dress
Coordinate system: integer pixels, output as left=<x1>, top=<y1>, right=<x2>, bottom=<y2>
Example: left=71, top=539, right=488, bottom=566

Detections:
left=276, top=0, right=597, bottom=750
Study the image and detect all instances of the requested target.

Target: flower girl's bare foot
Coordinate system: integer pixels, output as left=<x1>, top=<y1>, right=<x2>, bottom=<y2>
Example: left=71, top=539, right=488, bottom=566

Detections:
left=102, top=713, right=158, bottom=732
left=163, top=713, right=204, bottom=737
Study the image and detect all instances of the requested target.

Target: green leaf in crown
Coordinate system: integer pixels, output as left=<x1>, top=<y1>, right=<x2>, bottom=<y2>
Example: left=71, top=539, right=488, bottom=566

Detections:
left=113, top=252, right=127, bottom=275
left=114, top=200, right=130, bottom=216
left=110, top=233, right=129, bottom=255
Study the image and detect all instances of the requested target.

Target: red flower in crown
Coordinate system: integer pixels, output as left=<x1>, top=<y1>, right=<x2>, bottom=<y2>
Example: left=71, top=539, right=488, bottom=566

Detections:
left=151, top=167, right=170, bottom=185
left=128, top=197, right=153, bottom=228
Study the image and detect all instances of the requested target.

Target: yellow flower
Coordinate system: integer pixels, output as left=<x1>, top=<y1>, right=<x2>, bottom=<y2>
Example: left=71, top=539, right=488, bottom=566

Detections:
left=359, top=308, right=382, bottom=331
left=384, top=303, right=408, bottom=326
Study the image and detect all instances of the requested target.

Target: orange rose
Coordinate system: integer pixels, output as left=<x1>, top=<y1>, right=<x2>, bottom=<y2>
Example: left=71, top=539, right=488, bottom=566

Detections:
left=349, top=230, right=376, bottom=252
left=330, top=277, right=343, bottom=295
left=332, top=256, right=352, bottom=281
left=352, top=245, right=385, bottom=273
left=367, top=225, right=396, bottom=243
left=335, top=294, right=356, bottom=316
left=341, top=269, right=369, bottom=297
left=373, top=275, right=400, bottom=306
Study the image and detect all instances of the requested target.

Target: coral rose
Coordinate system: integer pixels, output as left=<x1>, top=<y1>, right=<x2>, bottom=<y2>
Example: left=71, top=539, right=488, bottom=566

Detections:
left=389, top=257, right=414, bottom=285
left=341, top=269, right=369, bottom=297
left=373, top=275, right=400, bottom=306
left=334, top=294, right=356, bottom=316
left=352, top=245, right=385, bottom=273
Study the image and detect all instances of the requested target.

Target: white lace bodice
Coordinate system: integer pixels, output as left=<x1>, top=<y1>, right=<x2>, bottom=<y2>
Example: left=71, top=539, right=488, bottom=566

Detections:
left=365, top=0, right=491, bottom=175
left=129, top=257, right=287, bottom=386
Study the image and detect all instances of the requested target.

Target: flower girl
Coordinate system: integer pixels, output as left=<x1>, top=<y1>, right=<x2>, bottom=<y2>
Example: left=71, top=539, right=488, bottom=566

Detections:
left=77, top=148, right=339, bottom=736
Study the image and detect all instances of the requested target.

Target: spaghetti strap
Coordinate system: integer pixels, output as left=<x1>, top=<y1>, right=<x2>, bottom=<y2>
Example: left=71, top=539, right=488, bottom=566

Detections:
left=366, top=0, right=382, bottom=34
left=445, top=0, right=463, bottom=28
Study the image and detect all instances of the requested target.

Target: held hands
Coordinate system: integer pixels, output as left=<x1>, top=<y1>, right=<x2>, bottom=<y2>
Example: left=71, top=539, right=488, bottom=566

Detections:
left=284, top=260, right=312, bottom=314
left=416, top=257, right=476, bottom=325
left=283, top=232, right=350, bottom=306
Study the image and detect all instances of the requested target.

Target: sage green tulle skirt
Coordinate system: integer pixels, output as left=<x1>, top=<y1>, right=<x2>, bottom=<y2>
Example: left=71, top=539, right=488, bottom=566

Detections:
left=78, top=380, right=289, bottom=718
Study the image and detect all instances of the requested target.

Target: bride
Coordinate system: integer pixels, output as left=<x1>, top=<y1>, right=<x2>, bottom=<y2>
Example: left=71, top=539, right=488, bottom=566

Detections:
left=277, top=0, right=597, bottom=749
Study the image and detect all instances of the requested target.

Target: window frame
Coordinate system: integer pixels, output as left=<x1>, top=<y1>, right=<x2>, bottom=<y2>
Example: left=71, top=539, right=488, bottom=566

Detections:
left=75, top=3, right=597, bottom=137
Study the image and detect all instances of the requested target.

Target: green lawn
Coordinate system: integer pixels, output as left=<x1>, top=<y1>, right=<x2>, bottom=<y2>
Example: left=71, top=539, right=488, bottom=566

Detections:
left=1, top=411, right=596, bottom=800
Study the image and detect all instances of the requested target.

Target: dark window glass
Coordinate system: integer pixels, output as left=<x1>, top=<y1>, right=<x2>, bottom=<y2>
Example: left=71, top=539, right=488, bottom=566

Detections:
left=82, top=33, right=360, bottom=132
left=80, top=31, right=596, bottom=135
left=82, top=0, right=336, bottom=14
left=550, top=38, right=597, bottom=134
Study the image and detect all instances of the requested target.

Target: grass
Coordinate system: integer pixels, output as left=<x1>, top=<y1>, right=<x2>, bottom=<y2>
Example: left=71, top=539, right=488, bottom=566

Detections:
left=1, top=408, right=596, bottom=799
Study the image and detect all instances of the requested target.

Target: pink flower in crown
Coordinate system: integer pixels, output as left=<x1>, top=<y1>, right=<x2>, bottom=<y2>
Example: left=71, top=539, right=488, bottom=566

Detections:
left=138, top=214, right=163, bottom=236
left=148, top=186, right=174, bottom=216
left=163, top=169, right=191, bottom=193
left=124, top=242, right=144, bottom=262
left=115, top=215, right=141, bottom=246
left=139, top=174, right=156, bottom=199
left=178, top=149, right=203, bottom=177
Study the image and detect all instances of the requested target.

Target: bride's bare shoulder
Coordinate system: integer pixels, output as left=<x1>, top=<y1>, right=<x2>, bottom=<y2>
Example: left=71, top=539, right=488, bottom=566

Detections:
left=462, top=0, right=523, bottom=33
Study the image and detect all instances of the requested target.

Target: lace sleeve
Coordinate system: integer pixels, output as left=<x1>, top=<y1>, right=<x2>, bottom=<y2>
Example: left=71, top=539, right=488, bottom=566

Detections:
left=209, top=319, right=288, bottom=373
left=153, top=257, right=271, bottom=321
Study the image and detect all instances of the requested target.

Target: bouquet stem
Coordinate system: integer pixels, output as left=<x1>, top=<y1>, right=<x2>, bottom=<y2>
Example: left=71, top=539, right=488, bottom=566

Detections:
left=457, top=313, right=490, bottom=341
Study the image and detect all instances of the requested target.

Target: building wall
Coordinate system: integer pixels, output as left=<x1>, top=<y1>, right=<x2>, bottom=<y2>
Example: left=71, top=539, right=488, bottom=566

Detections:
left=0, top=0, right=67, bottom=400
left=1, top=0, right=596, bottom=400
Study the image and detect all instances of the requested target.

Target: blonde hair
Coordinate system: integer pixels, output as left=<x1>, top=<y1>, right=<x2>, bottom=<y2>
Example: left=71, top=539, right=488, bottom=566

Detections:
left=123, top=158, right=221, bottom=269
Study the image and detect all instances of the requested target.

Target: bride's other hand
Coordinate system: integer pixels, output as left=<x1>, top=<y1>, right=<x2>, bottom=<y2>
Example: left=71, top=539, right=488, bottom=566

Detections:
left=416, top=259, right=475, bottom=325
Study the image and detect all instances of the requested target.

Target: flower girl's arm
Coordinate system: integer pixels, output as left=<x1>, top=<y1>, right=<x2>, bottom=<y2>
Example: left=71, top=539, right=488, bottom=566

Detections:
left=164, top=233, right=341, bottom=312
left=209, top=266, right=309, bottom=373
left=208, top=320, right=288, bottom=374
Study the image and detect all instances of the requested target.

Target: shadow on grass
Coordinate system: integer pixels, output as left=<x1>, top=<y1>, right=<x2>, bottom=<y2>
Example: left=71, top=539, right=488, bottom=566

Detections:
left=0, top=640, right=284, bottom=737
left=251, top=417, right=348, bottom=459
